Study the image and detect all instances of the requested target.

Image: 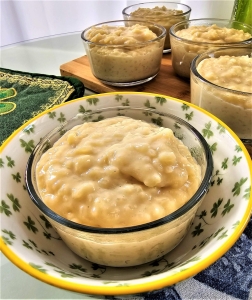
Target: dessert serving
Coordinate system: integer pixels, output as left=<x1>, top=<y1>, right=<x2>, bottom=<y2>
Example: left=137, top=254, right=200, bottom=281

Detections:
left=36, top=116, right=202, bottom=228
left=191, top=47, right=252, bottom=140
left=26, top=106, right=213, bottom=267
left=122, top=2, right=191, bottom=52
left=81, top=20, right=166, bottom=86
left=170, top=19, right=252, bottom=78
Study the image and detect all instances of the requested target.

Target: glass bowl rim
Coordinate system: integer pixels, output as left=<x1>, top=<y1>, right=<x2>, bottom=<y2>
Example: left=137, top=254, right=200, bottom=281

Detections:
left=169, top=18, right=252, bottom=46
left=122, top=1, right=192, bottom=17
left=25, top=106, right=214, bottom=235
left=190, top=46, right=252, bottom=96
left=81, top=19, right=166, bottom=47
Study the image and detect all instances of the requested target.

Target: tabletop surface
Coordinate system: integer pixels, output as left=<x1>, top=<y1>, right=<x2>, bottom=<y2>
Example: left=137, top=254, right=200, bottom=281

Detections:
left=1, top=32, right=83, bottom=76
left=1, top=33, right=252, bottom=300
left=1, top=32, right=95, bottom=300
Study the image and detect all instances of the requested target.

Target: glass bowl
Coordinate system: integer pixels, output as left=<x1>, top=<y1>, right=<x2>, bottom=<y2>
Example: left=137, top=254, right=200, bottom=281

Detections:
left=81, top=20, right=166, bottom=86
left=122, top=1, right=191, bottom=53
left=190, top=46, right=252, bottom=143
left=25, top=106, right=213, bottom=267
left=169, top=18, right=252, bottom=78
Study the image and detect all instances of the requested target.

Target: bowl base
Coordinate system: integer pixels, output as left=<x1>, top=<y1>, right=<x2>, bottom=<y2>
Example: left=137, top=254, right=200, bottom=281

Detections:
left=96, top=73, right=158, bottom=87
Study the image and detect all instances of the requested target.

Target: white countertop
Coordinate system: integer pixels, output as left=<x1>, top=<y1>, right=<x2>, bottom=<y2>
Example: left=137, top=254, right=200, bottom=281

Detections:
left=1, top=32, right=97, bottom=300
left=1, top=31, right=93, bottom=98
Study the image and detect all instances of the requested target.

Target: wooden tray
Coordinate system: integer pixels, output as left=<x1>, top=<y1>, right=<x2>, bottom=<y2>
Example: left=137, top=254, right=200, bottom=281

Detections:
left=60, top=55, right=251, bottom=157
left=60, top=54, right=191, bottom=102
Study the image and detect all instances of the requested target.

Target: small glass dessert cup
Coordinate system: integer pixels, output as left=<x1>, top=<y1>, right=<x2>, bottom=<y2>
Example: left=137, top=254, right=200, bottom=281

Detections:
left=190, top=46, right=252, bottom=144
left=170, top=18, right=252, bottom=78
left=26, top=107, right=213, bottom=267
left=122, top=1, right=191, bottom=53
left=81, top=20, right=166, bottom=87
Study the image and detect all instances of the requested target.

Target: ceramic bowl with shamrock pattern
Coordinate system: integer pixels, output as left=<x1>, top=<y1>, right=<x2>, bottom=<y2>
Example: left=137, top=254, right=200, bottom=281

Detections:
left=25, top=106, right=213, bottom=268
left=1, top=92, right=251, bottom=297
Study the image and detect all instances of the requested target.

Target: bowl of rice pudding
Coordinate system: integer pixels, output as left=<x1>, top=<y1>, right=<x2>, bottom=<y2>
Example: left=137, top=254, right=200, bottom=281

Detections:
left=81, top=20, right=166, bottom=86
left=122, top=2, right=191, bottom=53
left=26, top=106, right=213, bottom=267
left=190, top=46, right=252, bottom=142
left=169, top=18, right=252, bottom=78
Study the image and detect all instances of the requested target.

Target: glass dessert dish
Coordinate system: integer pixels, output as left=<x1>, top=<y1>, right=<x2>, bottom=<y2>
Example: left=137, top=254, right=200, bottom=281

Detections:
left=170, top=18, right=252, bottom=78
left=25, top=106, right=213, bottom=267
left=81, top=20, right=166, bottom=86
left=190, top=46, right=252, bottom=144
left=122, top=1, right=191, bottom=53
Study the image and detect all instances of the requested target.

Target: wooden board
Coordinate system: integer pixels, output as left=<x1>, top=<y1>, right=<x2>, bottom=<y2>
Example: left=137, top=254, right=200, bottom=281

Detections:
left=60, top=55, right=252, bottom=157
left=60, top=54, right=191, bottom=102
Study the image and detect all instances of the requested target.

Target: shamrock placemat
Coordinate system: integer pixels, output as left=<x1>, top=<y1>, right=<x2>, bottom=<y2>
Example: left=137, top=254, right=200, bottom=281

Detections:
left=0, top=67, right=85, bottom=145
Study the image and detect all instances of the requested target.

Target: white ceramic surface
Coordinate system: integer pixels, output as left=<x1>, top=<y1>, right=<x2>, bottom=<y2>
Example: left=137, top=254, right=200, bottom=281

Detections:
left=1, top=92, right=251, bottom=297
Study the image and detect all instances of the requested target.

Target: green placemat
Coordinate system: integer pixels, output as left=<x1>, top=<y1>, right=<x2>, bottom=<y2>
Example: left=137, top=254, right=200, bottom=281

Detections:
left=0, top=68, right=85, bottom=145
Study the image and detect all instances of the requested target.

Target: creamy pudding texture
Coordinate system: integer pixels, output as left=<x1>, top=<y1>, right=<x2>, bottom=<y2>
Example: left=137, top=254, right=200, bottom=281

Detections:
left=191, top=55, right=252, bottom=139
left=129, top=6, right=186, bottom=49
left=176, top=24, right=252, bottom=43
left=171, top=24, right=252, bottom=78
left=36, top=117, right=201, bottom=228
left=87, top=24, right=157, bottom=45
left=85, top=24, right=164, bottom=82
left=197, top=55, right=252, bottom=104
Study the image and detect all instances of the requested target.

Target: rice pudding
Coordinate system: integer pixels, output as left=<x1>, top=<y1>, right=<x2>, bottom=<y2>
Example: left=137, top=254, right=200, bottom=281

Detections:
left=170, top=22, right=252, bottom=78
left=36, top=116, right=202, bottom=228
left=128, top=6, right=188, bottom=49
left=82, top=23, right=165, bottom=84
left=191, top=54, right=252, bottom=139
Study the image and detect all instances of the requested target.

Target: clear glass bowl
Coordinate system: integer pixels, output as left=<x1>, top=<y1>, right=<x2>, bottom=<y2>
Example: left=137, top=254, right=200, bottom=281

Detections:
left=190, top=46, right=252, bottom=142
left=122, top=2, right=191, bottom=53
left=170, top=18, right=252, bottom=78
left=81, top=20, right=166, bottom=86
left=26, top=107, right=213, bottom=267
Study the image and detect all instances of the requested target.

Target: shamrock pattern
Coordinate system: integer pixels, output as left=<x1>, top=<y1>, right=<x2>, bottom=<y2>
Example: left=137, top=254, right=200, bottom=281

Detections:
left=1, top=93, right=251, bottom=296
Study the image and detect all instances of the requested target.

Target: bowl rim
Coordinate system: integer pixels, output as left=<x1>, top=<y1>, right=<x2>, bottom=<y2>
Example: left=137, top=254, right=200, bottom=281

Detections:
left=81, top=19, right=166, bottom=46
left=25, top=106, right=213, bottom=234
left=122, top=1, right=192, bottom=17
left=169, top=18, right=252, bottom=46
left=1, top=92, right=251, bottom=297
left=190, top=46, right=252, bottom=96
